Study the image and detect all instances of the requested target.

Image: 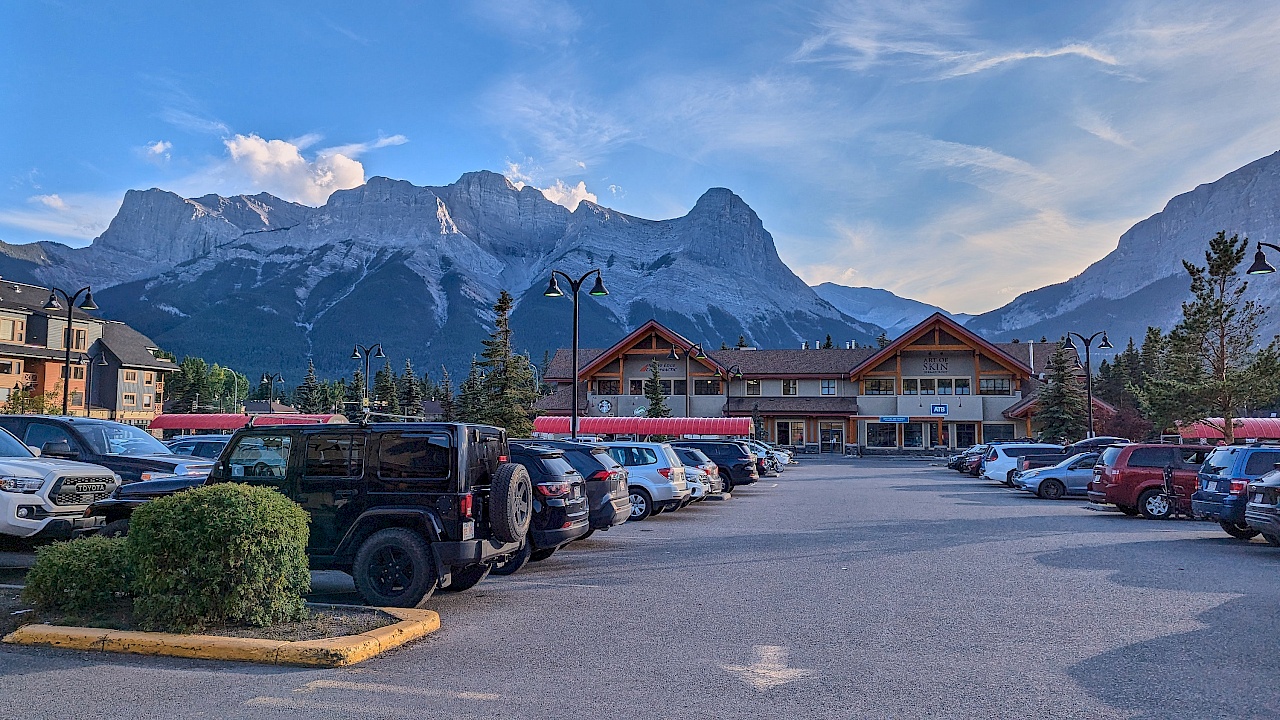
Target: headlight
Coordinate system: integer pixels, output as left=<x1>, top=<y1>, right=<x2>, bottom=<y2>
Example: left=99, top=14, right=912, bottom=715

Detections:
left=0, top=477, right=45, bottom=493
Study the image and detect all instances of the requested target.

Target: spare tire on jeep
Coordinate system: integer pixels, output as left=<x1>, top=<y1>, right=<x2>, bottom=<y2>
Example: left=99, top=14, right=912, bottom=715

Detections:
left=489, top=462, right=532, bottom=544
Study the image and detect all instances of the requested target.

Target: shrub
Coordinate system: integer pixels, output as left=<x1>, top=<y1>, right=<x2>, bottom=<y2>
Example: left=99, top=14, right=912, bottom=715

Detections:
left=128, top=483, right=311, bottom=632
left=22, top=537, right=130, bottom=617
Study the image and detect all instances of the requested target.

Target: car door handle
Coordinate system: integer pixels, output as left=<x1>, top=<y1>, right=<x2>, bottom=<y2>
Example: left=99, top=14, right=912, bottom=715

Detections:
left=335, top=489, right=358, bottom=499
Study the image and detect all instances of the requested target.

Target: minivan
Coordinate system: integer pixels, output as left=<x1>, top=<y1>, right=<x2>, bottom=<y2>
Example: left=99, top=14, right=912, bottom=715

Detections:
left=1089, top=443, right=1213, bottom=519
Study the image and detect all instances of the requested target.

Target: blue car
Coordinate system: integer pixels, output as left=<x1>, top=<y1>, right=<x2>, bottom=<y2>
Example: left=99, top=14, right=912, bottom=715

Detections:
left=1014, top=452, right=1098, bottom=499
left=1192, top=445, right=1280, bottom=539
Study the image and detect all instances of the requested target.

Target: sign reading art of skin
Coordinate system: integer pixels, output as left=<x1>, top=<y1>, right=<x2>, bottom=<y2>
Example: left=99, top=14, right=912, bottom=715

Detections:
left=921, top=353, right=949, bottom=375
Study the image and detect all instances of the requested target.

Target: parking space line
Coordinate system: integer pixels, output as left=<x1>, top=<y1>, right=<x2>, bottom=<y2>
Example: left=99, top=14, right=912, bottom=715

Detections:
left=297, top=679, right=501, bottom=700
left=491, top=579, right=601, bottom=589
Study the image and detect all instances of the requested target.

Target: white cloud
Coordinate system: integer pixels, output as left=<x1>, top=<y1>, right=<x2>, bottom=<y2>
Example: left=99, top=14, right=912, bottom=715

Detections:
left=0, top=192, right=122, bottom=241
left=471, top=0, right=581, bottom=43
left=32, top=194, right=68, bottom=211
left=222, top=134, right=365, bottom=205
left=486, top=80, right=631, bottom=176
left=145, top=140, right=172, bottom=158
left=1075, top=109, right=1136, bottom=150
left=538, top=180, right=596, bottom=210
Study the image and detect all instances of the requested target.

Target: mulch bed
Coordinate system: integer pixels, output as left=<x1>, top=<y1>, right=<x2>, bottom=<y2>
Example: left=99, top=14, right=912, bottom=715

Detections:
left=0, top=589, right=393, bottom=642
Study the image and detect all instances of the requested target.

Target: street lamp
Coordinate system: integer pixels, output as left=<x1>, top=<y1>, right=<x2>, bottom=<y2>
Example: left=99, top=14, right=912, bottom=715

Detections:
left=714, top=363, right=744, bottom=419
left=350, top=343, right=385, bottom=408
left=1246, top=242, right=1280, bottom=275
left=1062, top=331, right=1113, bottom=438
left=42, top=286, right=98, bottom=415
left=81, top=349, right=108, bottom=417
left=544, top=269, right=608, bottom=439
left=668, top=342, right=710, bottom=416
left=261, top=372, right=285, bottom=405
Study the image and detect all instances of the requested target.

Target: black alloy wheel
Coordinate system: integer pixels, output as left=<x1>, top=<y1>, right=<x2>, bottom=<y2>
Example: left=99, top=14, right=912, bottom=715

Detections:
left=1038, top=479, right=1067, bottom=500
left=352, top=528, right=437, bottom=607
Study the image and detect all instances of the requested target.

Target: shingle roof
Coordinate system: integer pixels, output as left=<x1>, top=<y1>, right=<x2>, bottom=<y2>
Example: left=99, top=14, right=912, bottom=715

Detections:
left=995, top=342, right=1078, bottom=376
left=0, top=342, right=87, bottom=362
left=533, top=383, right=588, bottom=413
left=544, top=348, right=607, bottom=381
left=100, top=322, right=178, bottom=371
left=243, top=400, right=298, bottom=413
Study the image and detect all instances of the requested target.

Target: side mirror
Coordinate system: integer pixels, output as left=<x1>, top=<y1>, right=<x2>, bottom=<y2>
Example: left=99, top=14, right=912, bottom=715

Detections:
left=26, top=445, right=40, bottom=457
left=41, top=440, right=77, bottom=459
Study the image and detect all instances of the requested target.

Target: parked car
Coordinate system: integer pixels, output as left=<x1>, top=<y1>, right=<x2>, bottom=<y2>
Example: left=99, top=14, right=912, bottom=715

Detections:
left=602, top=442, right=690, bottom=521
left=672, top=446, right=724, bottom=497
left=981, top=443, right=1064, bottom=485
left=88, top=422, right=530, bottom=607
left=531, top=440, right=631, bottom=535
left=0, top=425, right=119, bottom=540
left=1018, top=437, right=1131, bottom=474
left=491, top=442, right=591, bottom=575
left=670, top=440, right=758, bottom=492
left=1191, top=445, right=1280, bottom=539
left=1088, top=443, right=1213, bottom=519
left=962, top=446, right=988, bottom=476
left=744, top=440, right=789, bottom=472
left=0, top=416, right=213, bottom=484
left=948, top=445, right=982, bottom=470
left=164, top=434, right=234, bottom=459
left=1013, top=452, right=1099, bottom=499
left=1244, top=470, right=1280, bottom=546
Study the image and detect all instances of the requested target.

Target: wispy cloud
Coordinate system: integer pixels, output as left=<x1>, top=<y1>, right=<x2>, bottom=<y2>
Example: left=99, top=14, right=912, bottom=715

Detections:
left=470, top=0, right=581, bottom=44
left=0, top=192, right=122, bottom=241
left=486, top=80, right=631, bottom=176
left=503, top=161, right=597, bottom=211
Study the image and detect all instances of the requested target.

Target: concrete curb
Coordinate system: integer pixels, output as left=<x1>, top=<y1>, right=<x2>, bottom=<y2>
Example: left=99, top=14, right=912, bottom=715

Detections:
left=1, top=607, right=439, bottom=667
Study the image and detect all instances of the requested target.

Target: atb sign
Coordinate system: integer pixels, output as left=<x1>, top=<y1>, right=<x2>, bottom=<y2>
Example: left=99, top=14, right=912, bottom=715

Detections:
left=930, top=404, right=948, bottom=416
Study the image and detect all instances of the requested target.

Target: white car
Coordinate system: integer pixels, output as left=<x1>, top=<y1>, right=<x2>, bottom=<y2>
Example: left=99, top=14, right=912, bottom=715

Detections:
left=0, top=430, right=119, bottom=539
left=602, top=442, right=690, bottom=521
left=745, top=440, right=792, bottom=471
left=980, top=443, right=1064, bottom=485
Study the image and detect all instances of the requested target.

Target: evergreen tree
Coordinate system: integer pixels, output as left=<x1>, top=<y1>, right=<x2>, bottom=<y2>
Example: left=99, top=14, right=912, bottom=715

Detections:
left=438, top=367, right=457, bottom=421
left=736, top=335, right=748, bottom=348
left=458, top=359, right=485, bottom=423
left=822, top=334, right=834, bottom=349
left=876, top=331, right=891, bottom=349
left=373, top=361, right=401, bottom=414
left=347, top=369, right=366, bottom=409
left=477, top=290, right=539, bottom=436
left=293, top=360, right=323, bottom=413
left=643, top=362, right=671, bottom=418
left=399, top=359, right=424, bottom=416
left=1033, top=342, right=1089, bottom=442
left=168, top=357, right=213, bottom=413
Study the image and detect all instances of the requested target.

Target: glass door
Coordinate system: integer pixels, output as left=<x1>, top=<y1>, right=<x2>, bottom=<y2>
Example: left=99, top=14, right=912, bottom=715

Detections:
left=819, top=422, right=845, bottom=453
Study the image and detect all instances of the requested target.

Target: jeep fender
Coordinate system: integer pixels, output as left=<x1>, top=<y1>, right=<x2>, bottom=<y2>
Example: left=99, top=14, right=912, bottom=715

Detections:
left=333, top=508, right=446, bottom=562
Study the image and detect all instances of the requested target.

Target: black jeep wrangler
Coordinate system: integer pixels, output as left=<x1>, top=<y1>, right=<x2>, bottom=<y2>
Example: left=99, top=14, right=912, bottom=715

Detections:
left=89, top=422, right=534, bottom=608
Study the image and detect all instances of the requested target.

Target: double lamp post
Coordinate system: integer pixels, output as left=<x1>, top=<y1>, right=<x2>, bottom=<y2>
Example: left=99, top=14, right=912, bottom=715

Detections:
left=42, top=286, right=98, bottom=416
left=543, top=270, right=608, bottom=439
left=1063, top=330, right=1112, bottom=438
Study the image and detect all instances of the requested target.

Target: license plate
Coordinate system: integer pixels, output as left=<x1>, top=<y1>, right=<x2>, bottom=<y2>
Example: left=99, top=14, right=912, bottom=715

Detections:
left=71, top=483, right=106, bottom=493
left=1255, top=493, right=1265, bottom=503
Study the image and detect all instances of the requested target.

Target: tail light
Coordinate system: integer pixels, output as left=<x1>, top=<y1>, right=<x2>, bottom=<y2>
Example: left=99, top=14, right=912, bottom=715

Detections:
left=589, top=469, right=609, bottom=482
left=536, top=481, right=572, bottom=497
left=987, top=450, right=997, bottom=461
left=458, top=492, right=473, bottom=519
left=1230, top=479, right=1248, bottom=495
left=657, top=467, right=672, bottom=479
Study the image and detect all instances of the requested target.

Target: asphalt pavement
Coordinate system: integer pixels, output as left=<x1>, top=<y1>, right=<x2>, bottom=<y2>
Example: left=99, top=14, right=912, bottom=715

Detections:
left=2, top=458, right=1279, bottom=719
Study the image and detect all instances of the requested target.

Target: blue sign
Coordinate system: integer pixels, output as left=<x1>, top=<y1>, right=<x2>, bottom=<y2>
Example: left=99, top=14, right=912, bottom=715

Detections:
left=879, top=416, right=909, bottom=423
left=930, top=404, right=948, bottom=416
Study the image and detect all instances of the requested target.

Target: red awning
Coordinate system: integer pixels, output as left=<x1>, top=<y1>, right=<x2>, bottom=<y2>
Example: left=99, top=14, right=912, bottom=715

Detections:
left=533, top=416, right=753, bottom=436
left=148, top=414, right=348, bottom=432
left=1179, top=418, right=1280, bottom=440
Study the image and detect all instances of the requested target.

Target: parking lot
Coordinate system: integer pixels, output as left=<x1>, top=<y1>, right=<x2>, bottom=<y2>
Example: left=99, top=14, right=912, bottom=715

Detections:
left=2, top=458, right=1278, bottom=720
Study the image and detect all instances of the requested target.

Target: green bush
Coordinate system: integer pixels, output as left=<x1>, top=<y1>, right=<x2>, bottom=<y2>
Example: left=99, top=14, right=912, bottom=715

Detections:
left=22, top=537, right=130, bottom=617
left=128, top=483, right=311, bottom=632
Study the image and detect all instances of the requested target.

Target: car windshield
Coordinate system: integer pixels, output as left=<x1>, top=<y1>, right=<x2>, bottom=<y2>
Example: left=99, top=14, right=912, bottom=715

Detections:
left=0, top=428, right=33, bottom=458
left=78, top=422, right=173, bottom=456
left=1201, top=448, right=1234, bottom=476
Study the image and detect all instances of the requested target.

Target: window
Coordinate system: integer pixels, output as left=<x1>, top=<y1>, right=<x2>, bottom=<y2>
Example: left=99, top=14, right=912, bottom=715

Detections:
left=863, top=379, right=895, bottom=395
left=305, top=434, right=365, bottom=477
left=144, top=372, right=154, bottom=386
left=782, top=380, right=798, bottom=396
left=607, top=446, right=659, bottom=466
left=693, top=379, right=722, bottom=395
left=1245, top=452, right=1280, bottom=476
left=70, top=391, right=83, bottom=407
left=983, top=424, right=1015, bottom=441
left=596, top=379, right=620, bottom=395
left=23, top=423, right=76, bottom=453
left=227, top=434, right=292, bottom=479
left=0, top=361, right=13, bottom=374
left=821, top=379, right=837, bottom=396
left=1128, top=447, right=1178, bottom=468
left=0, top=318, right=21, bottom=342
left=918, top=378, right=936, bottom=395
left=776, top=421, right=804, bottom=445
left=142, top=394, right=153, bottom=408
left=745, top=379, right=761, bottom=396
left=629, top=379, right=644, bottom=395
left=59, top=365, right=85, bottom=379
left=122, top=393, right=137, bottom=406
left=902, top=379, right=918, bottom=395
left=979, top=378, right=1011, bottom=395
left=954, top=423, right=976, bottom=447
left=646, top=379, right=686, bottom=396
left=903, top=424, right=924, bottom=448
left=955, top=379, right=971, bottom=395
left=937, top=379, right=953, bottom=395
left=377, top=433, right=451, bottom=489
left=867, top=423, right=898, bottom=448
left=64, top=327, right=86, bottom=351
left=123, top=370, right=139, bottom=383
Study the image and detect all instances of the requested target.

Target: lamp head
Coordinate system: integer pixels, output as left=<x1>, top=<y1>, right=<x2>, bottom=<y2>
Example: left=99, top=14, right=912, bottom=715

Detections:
left=1247, top=247, right=1276, bottom=275
left=694, top=345, right=708, bottom=360
left=374, top=346, right=386, bottom=359
left=42, top=292, right=61, bottom=312
left=666, top=346, right=679, bottom=361
left=1062, top=336, right=1077, bottom=353
left=351, top=346, right=361, bottom=360
left=588, top=274, right=608, bottom=296
left=1098, top=332, right=1113, bottom=350
left=78, top=289, right=98, bottom=311
left=543, top=275, right=565, bottom=297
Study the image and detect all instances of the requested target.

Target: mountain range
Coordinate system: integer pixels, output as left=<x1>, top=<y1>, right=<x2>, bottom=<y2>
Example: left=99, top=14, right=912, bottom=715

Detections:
left=812, top=283, right=973, bottom=337
left=0, top=172, right=882, bottom=381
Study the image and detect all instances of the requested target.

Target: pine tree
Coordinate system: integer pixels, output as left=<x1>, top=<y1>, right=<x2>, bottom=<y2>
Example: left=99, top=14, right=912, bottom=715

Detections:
left=169, top=357, right=213, bottom=413
left=822, top=334, right=834, bottom=349
left=399, top=359, right=424, bottom=416
left=1033, top=342, right=1089, bottom=442
left=293, top=359, right=323, bottom=413
left=347, top=369, right=366, bottom=409
left=477, top=290, right=539, bottom=436
left=876, top=332, right=890, bottom=349
left=373, top=361, right=401, bottom=414
left=458, top=359, right=485, bottom=423
left=643, top=362, right=671, bottom=418
left=438, top=367, right=457, bottom=421
left=736, top=335, right=748, bottom=348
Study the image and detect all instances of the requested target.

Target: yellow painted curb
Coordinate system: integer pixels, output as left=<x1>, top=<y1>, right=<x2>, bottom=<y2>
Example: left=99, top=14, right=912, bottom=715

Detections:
left=1, top=608, right=439, bottom=667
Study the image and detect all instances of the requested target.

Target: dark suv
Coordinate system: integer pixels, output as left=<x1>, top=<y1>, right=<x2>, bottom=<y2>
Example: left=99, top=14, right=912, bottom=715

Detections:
left=0, top=416, right=212, bottom=483
left=492, top=442, right=591, bottom=575
left=531, top=440, right=631, bottom=534
left=670, top=440, right=758, bottom=491
left=1192, top=445, right=1280, bottom=539
left=91, top=422, right=533, bottom=607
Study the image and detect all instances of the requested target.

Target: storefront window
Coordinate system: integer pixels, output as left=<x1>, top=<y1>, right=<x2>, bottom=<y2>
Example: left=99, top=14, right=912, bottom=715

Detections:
left=984, top=423, right=1015, bottom=441
left=596, top=379, right=620, bottom=395
left=745, top=379, right=761, bottom=396
left=821, top=379, right=837, bottom=395
left=863, top=379, right=895, bottom=395
left=629, top=380, right=644, bottom=395
left=903, top=424, right=924, bottom=448
left=937, top=379, right=953, bottom=395
left=866, top=423, right=897, bottom=448
left=777, top=420, right=804, bottom=446
left=902, top=379, right=918, bottom=395
left=955, top=378, right=971, bottom=395
left=693, top=379, right=721, bottom=395
left=919, top=378, right=935, bottom=395
left=955, top=423, right=977, bottom=447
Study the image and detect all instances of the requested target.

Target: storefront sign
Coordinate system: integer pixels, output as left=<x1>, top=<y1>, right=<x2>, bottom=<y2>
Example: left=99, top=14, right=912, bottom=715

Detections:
left=921, top=354, right=949, bottom=374
left=930, top=404, right=948, bottom=416
left=879, top=416, right=909, bottom=423
left=653, top=362, right=679, bottom=375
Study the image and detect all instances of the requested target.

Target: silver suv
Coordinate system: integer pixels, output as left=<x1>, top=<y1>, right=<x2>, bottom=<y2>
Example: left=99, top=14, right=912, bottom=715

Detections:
left=602, top=442, right=690, bottom=521
left=0, top=428, right=118, bottom=539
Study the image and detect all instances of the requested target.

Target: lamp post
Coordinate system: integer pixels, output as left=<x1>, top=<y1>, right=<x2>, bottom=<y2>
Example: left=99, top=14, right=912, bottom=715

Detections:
left=715, top=363, right=744, bottom=420
left=543, top=269, right=608, bottom=439
left=1246, top=242, right=1280, bottom=275
left=350, top=343, right=384, bottom=409
left=666, top=342, right=710, bottom=416
left=1062, top=331, right=1113, bottom=438
left=42, top=286, right=98, bottom=415
left=261, top=372, right=285, bottom=405
left=81, top=349, right=108, bottom=417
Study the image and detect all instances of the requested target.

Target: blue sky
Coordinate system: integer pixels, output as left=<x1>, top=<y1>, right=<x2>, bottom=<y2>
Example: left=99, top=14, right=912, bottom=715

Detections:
left=3, top=0, right=1280, bottom=313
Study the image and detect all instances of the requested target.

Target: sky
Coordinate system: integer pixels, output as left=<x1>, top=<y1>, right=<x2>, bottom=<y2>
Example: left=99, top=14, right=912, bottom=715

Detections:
left=3, top=0, right=1280, bottom=314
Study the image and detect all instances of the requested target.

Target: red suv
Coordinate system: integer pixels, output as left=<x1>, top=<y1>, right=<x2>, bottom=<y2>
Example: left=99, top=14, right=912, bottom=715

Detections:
left=1088, top=444, right=1212, bottom=518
